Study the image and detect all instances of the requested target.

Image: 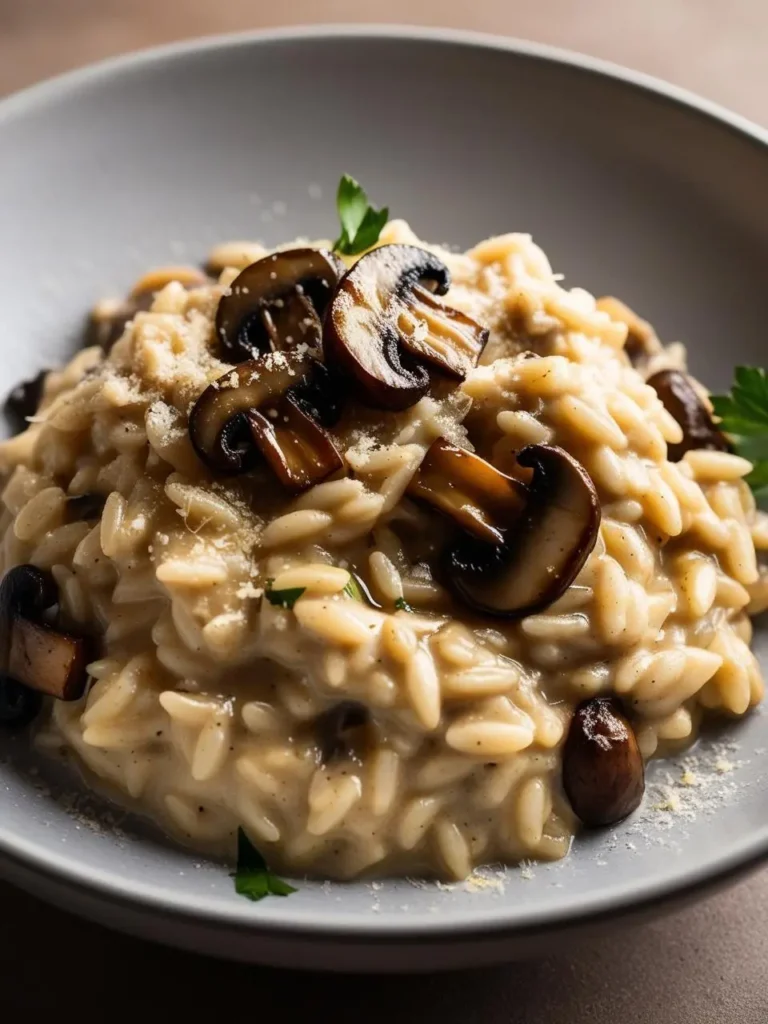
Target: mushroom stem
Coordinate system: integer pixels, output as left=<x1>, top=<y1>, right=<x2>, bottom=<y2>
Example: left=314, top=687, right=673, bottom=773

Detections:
left=397, top=285, right=489, bottom=379
left=247, top=393, right=343, bottom=492
left=215, top=248, right=345, bottom=362
left=9, top=618, right=88, bottom=702
left=0, top=565, right=89, bottom=703
left=407, top=438, right=527, bottom=545
left=449, top=445, right=600, bottom=619
left=189, top=351, right=343, bottom=491
left=324, top=245, right=488, bottom=410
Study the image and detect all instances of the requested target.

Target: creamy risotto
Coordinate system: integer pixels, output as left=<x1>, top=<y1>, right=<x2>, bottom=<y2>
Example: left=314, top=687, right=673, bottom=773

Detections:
left=0, top=214, right=765, bottom=882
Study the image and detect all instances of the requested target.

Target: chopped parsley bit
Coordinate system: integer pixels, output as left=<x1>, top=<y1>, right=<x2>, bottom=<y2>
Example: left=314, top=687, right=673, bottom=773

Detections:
left=264, top=578, right=306, bottom=610
left=394, top=597, right=414, bottom=613
left=234, top=828, right=297, bottom=901
left=333, top=175, right=388, bottom=256
left=343, top=575, right=364, bottom=602
left=712, top=366, right=768, bottom=497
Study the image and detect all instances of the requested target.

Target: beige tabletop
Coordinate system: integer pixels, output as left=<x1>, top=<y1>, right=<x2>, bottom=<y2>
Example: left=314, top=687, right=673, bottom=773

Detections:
left=1, top=2, right=767, bottom=1018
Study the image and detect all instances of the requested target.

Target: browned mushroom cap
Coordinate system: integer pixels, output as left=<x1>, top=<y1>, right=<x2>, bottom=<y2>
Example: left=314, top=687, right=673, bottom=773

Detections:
left=596, top=296, right=662, bottom=367
left=0, top=565, right=88, bottom=702
left=562, top=697, right=645, bottom=827
left=84, top=266, right=211, bottom=352
left=448, top=445, right=600, bottom=618
left=406, top=438, right=527, bottom=546
left=647, top=369, right=729, bottom=461
left=323, top=245, right=488, bottom=410
left=188, top=351, right=342, bottom=491
left=216, top=248, right=345, bottom=363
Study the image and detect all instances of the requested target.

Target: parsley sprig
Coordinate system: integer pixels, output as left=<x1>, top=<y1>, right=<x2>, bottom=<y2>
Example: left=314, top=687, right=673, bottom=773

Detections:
left=712, top=366, right=768, bottom=497
left=234, top=828, right=296, bottom=901
left=333, top=175, right=388, bottom=256
left=264, top=579, right=305, bottom=610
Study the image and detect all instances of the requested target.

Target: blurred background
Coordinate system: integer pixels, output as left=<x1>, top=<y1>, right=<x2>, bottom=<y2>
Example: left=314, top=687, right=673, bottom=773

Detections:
left=1, top=0, right=767, bottom=123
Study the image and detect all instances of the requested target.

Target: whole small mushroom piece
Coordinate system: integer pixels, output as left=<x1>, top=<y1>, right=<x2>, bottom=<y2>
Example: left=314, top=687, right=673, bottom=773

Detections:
left=216, top=248, right=345, bottom=363
left=448, top=444, right=600, bottom=618
left=188, top=351, right=343, bottom=491
left=647, top=369, right=729, bottom=461
left=0, top=565, right=88, bottom=703
left=407, top=438, right=527, bottom=546
left=324, top=244, right=488, bottom=410
left=562, top=697, right=645, bottom=827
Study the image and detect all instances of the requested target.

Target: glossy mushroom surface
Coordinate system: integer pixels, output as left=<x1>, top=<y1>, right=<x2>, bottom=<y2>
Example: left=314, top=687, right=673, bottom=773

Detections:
left=324, top=244, right=488, bottom=410
left=407, top=437, right=527, bottom=546
left=216, top=248, right=345, bottom=363
left=449, top=444, right=600, bottom=618
left=562, top=697, right=645, bottom=827
left=188, top=351, right=342, bottom=491
left=647, top=368, right=729, bottom=461
left=0, top=565, right=88, bottom=702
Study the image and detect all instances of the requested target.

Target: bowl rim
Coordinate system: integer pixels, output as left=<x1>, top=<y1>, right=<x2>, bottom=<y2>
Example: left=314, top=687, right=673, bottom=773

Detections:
left=0, top=23, right=767, bottom=941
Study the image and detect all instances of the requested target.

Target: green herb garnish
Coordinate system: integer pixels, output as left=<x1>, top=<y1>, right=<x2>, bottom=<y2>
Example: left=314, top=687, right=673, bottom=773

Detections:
left=394, top=597, right=414, bottom=613
left=711, top=366, right=768, bottom=497
left=265, top=579, right=306, bottom=610
left=343, top=575, right=364, bottom=602
left=234, top=828, right=296, bottom=901
left=333, top=174, right=389, bottom=256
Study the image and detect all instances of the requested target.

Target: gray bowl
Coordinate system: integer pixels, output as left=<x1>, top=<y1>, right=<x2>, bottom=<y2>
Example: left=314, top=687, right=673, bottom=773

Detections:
left=1, top=26, right=767, bottom=972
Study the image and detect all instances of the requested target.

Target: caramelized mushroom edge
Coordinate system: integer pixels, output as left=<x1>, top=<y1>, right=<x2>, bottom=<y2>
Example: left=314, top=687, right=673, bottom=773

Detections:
left=323, top=244, right=488, bottom=411
left=409, top=440, right=600, bottom=618
left=216, top=248, right=345, bottom=363
left=188, top=351, right=343, bottom=491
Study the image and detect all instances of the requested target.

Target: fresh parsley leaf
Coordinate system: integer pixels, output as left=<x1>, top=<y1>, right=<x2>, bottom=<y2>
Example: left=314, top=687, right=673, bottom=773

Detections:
left=343, top=575, right=364, bottom=602
left=712, top=367, right=768, bottom=493
left=746, top=460, right=768, bottom=498
left=394, top=597, right=414, bottom=613
left=265, top=579, right=306, bottom=610
left=333, top=174, right=388, bottom=256
left=234, top=828, right=297, bottom=901
left=712, top=367, right=768, bottom=434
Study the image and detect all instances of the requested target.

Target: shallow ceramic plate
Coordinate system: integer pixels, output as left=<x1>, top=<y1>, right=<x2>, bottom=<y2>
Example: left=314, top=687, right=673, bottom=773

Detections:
left=1, top=26, right=767, bottom=972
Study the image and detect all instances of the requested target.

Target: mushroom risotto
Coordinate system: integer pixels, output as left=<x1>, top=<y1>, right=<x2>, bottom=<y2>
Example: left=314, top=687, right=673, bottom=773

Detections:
left=1, top=189, right=766, bottom=883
